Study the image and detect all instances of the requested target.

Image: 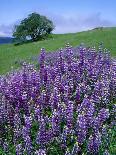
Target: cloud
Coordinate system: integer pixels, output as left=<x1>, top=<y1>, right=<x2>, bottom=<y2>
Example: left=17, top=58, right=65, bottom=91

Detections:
left=0, top=20, right=21, bottom=37
left=50, top=12, right=115, bottom=33
left=0, top=24, right=14, bottom=37
left=0, top=12, right=115, bottom=36
left=0, top=31, right=7, bottom=37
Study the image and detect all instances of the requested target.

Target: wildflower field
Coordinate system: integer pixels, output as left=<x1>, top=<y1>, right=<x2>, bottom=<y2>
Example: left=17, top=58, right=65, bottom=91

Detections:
left=0, top=43, right=116, bottom=155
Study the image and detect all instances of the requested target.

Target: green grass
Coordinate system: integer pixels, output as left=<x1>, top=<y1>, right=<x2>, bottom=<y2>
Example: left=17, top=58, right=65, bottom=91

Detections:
left=0, top=27, right=116, bottom=74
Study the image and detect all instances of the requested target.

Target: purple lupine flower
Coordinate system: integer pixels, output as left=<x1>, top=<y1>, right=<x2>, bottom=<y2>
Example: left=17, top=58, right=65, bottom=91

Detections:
left=22, top=125, right=33, bottom=154
left=51, top=109, right=60, bottom=136
left=34, top=106, right=41, bottom=121
left=51, top=87, right=59, bottom=110
left=24, top=135, right=33, bottom=155
left=88, top=132, right=101, bottom=153
left=36, top=118, right=48, bottom=146
left=36, top=130, right=46, bottom=146
left=75, top=87, right=81, bottom=104
left=39, top=48, right=46, bottom=85
left=24, top=115, right=32, bottom=130
left=35, top=149, right=46, bottom=155
left=39, top=48, right=46, bottom=69
left=13, top=113, right=22, bottom=144
left=101, top=125, right=110, bottom=148
left=66, top=101, right=74, bottom=129
left=93, top=108, right=109, bottom=130
left=76, top=98, right=95, bottom=144
left=60, top=126, right=68, bottom=146
left=13, top=128, right=22, bottom=145
left=78, top=98, right=95, bottom=116
left=76, top=115, right=87, bottom=144
left=22, top=126, right=29, bottom=138
left=39, top=129, right=52, bottom=145
left=16, top=144, right=23, bottom=155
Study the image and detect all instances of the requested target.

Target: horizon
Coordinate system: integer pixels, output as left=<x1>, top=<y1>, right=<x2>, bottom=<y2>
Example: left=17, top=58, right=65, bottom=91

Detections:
left=0, top=0, right=116, bottom=37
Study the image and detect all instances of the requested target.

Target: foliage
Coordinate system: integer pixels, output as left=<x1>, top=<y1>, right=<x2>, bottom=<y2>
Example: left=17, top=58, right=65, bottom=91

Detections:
left=0, top=44, right=116, bottom=154
left=13, top=12, right=54, bottom=44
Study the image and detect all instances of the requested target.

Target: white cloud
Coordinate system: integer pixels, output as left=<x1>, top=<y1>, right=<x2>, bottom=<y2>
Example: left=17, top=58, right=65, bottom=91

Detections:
left=50, top=12, right=115, bottom=33
left=0, top=24, right=14, bottom=37
left=0, top=32, right=7, bottom=37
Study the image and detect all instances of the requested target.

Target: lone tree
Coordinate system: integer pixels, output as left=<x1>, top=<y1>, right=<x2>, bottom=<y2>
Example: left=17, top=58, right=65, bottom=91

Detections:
left=13, top=13, right=54, bottom=43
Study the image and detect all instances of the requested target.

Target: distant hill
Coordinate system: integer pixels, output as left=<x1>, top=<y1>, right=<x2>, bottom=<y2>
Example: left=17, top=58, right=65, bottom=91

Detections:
left=0, top=37, right=13, bottom=44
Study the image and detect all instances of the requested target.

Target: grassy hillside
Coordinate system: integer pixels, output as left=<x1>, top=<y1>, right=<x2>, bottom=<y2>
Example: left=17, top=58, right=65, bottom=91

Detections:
left=0, top=27, right=116, bottom=74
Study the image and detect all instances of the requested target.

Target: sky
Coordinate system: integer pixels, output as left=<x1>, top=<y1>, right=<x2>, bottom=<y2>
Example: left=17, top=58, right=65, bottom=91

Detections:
left=0, top=0, right=116, bottom=36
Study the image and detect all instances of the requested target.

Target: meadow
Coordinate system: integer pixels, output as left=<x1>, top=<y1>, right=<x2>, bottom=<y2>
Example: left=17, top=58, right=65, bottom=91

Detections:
left=0, top=27, right=116, bottom=155
left=0, top=27, right=116, bottom=74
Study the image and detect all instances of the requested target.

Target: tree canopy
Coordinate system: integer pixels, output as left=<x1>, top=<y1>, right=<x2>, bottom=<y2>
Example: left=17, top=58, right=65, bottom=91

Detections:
left=13, top=13, right=54, bottom=43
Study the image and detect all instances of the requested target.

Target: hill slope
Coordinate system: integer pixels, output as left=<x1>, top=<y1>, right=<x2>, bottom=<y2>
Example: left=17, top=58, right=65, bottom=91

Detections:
left=0, top=27, right=116, bottom=74
left=0, top=37, right=13, bottom=44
